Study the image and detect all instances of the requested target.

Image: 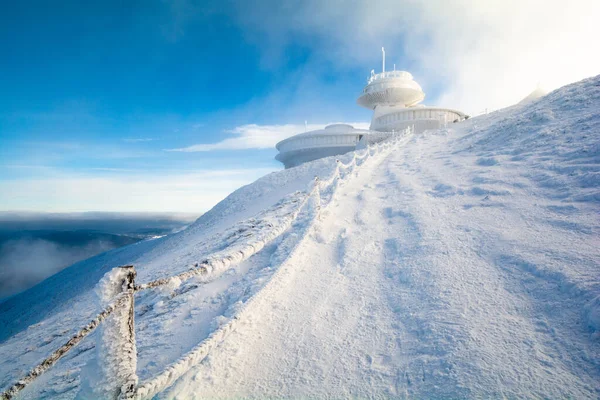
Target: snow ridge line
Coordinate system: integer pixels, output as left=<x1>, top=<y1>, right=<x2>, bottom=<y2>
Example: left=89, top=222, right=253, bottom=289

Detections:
left=131, top=130, right=411, bottom=400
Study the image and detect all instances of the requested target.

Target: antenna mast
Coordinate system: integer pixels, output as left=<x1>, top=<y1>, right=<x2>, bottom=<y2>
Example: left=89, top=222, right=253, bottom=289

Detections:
left=382, top=47, right=385, bottom=73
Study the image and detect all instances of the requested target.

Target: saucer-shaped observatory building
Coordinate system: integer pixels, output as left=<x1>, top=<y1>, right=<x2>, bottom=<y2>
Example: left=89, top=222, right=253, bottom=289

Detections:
left=275, top=48, right=466, bottom=169
left=358, top=48, right=466, bottom=132
left=275, top=124, right=370, bottom=169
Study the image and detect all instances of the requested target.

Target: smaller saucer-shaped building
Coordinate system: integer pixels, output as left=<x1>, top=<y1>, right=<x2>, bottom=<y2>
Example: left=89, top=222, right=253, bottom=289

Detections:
left=275, top=124, right=369, bottom=169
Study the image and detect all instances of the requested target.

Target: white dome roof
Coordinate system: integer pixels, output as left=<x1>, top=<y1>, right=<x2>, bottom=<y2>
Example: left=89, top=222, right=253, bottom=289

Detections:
left=275, top=123, right=370, bottom=168
left=275, top=124, right=369, bottom=151
left=357, top=70, right=425, bottom=109
left=323, top=123, right=355, bottom=132
left=278, top=124, right=369, bottom=143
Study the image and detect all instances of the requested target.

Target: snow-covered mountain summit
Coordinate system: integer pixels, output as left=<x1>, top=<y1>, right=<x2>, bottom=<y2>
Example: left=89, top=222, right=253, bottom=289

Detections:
left=518, top=85, right=548, bottom=105
left=1, top=75, right=599, bottom=399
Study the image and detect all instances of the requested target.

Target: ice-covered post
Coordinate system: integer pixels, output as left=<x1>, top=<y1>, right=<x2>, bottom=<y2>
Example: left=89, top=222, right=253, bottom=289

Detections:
left=95, top=265, right=138, bottom=399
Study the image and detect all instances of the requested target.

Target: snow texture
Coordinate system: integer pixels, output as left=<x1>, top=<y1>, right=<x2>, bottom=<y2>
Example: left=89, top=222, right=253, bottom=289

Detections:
left=130, top=133, right=403, bottom=399
left=1, top=75, right=599, bottom=399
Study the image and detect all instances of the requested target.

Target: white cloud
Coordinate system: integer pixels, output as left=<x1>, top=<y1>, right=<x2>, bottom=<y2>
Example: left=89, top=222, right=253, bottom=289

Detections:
left=0, top=168, right=273, bottom=213
left=167, top=122, right=370, bottom=152
left=408, top=0, right=600, bottom=112
left=233, top=0, right=600, bottom=114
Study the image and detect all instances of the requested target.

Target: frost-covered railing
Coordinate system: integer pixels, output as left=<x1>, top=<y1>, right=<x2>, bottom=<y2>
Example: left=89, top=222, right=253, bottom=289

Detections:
left=0, top=266, right=137, bottom=400
left=0, top=128, right=412, bottom=400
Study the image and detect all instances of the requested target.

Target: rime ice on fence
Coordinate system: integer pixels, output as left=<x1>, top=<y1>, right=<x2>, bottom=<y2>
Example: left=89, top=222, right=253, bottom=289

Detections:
left=95, top=266, right=138, bottom=399
left=0, top=130, right=410, bottom=400
left=129, top=130, right=409, bottom=400
left=136, top=192, right=316, bottom=292
left=0, top=301, right=122, bottom=400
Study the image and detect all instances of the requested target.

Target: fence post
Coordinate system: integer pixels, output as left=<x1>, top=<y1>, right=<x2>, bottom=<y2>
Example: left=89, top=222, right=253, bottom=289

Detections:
left=96, top=265, right=138, bottom=399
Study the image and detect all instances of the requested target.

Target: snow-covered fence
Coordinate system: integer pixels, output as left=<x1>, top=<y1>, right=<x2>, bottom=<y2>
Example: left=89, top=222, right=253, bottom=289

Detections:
left=95, top=266, right=138, bottom=399
left=135, top=195, right=315, bottom=292
left=357, top=126, right=413, bottom=150
left=0, top=281, right=133, bottom=400
left=129, top=129, right=410, bottom=399
left=0, top=128, right=411, bottom=400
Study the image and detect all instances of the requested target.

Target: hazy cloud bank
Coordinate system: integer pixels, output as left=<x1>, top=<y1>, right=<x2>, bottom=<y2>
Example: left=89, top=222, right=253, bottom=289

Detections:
left=0, top=237, right=117, bottom=299
left=0, top=212, right=199, bottom=299
left=0, top=211, right=199, bottom=232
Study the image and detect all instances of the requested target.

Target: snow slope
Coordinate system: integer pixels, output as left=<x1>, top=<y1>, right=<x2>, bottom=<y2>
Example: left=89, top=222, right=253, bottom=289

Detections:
left=1, top=75, right=599, bottom=398
left=0, top=154, right=345, bottom=397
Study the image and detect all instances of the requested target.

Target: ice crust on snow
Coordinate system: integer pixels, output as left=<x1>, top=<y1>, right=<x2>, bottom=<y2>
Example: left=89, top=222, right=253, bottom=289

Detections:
left=0, top=75, right=599, bottom=399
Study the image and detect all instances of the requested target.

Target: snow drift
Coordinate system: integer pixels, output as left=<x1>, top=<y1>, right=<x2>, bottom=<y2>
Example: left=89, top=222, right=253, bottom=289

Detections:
left=1, top=75, right=599, bottom=399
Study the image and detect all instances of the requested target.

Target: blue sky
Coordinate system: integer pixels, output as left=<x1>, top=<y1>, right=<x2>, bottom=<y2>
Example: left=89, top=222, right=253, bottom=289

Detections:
left=1, top=0, right=599, bottom=212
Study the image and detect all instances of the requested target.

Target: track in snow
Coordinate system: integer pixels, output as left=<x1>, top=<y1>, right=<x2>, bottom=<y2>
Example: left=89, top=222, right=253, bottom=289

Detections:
left=2, top=76, right=599, bottom=399
left=160, top=128, right=599, bottom=398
